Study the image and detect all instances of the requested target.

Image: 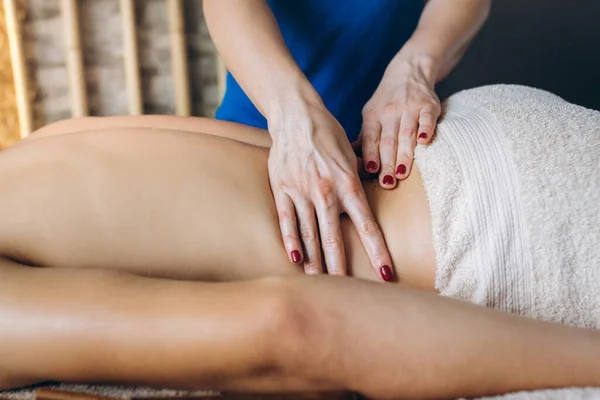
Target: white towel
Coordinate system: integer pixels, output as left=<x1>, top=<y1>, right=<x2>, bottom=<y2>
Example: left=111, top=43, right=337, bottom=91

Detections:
left=415, top=84, right=600, bottom=328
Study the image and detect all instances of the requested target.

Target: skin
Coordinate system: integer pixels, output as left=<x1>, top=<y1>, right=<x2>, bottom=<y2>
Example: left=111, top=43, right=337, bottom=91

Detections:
left=360, top=0, right=491, bottom=182
left=203, top=0, right=490, bottom=279
left=6, top=116, right=435, bottom=287
left=0, top=116, right=599, bottom=399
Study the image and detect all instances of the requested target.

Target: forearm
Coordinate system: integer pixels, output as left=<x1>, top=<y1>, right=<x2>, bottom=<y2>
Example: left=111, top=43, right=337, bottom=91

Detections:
left=391, top=0, right=491, bottom=83
left=203, top=0, right=321, bottom=121
left=0, top=261, right=286, bottom=390
left=294, top=277, right=600, bottom=399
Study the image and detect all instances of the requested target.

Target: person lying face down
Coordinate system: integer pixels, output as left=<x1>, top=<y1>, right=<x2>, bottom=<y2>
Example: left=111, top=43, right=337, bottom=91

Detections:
left=0, top=84, right=598, bottom=398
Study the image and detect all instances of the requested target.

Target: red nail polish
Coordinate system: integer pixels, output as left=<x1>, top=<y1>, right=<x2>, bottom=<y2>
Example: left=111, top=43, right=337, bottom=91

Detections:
left=419, top=132, right=428, bottom=140
left=396, top=164, right=407, bottom=175
left=291, top=250, right=301, bottom=264
left=382, top=175, right=394, bottom=185
left=380, top=265, right=393, bottom=282
left=366, top=160, right=378, bottom=172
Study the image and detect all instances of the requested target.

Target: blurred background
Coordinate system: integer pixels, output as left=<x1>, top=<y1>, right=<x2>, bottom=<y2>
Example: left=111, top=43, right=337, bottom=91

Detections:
left=0, top=0, right=598, bottom=149
left=437, top=0, right=600, bottom=111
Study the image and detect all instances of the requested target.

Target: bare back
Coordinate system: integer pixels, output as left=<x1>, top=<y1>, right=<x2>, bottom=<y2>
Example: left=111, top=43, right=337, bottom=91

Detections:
left=0, top=116, right=436, bottom=289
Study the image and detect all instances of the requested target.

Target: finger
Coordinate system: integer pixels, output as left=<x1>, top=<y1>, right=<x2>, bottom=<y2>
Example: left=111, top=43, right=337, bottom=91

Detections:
left=360, top=118, right=381, bottom=174
left=356, top=156, right=376, bottom=180
left=294, top=198, right=324, bottom=275
left=378, top=115, right=399, bottom=189
left=342, top=180, right=394, bottom=282
left=351, top=131, right=363, bottom=156
left=273, top=191, right=303, bottom=265
left=395, top=113, right=418, bottom=180
left=417, top=103, right=441, bottom=145
left=314, top=181, right=346, bottom=275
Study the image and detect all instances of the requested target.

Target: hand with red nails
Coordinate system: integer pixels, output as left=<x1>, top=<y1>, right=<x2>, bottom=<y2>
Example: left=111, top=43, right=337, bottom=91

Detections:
left=268, top=95, right=394, bottom=282
left=359, top=54, right=441, bottom=189
left=204, top=0, right=490, bottom=282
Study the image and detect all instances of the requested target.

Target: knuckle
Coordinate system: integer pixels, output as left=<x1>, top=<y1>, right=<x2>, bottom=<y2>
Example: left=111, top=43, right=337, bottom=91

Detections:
left=342, top=183, right=364, bottom=207
left=379, top=135, right=397, bottom=148
left=382, top=102, right=397, bottom=115
left=300, top=227, right=318, bottom=243
left=360, top=218, right=381, bottom=237
left=316, top=179, right=334, bottom=197
left=361, top=121, right=380, bottom=138
left=398, top=126, right=414, bottom=136
left=338, top=169, right=357, bottom=184
left=281, top=233, right=298, bottom=244
left=277, top=209, right=295, bottom=222
left=304, top=257, right=323, bottom=273
left=362, top=107, right=378, bottom=120
left=364, top=133, right=379, bottom=147
left=425, top=101, right=441, bottom=114
left=419, top=110, right=435, bottom=120
left=321, top=232, right=343, bottom=250
left=302, top=250, right=321, bottom=266
left=274, top=180, right=293, bottom=192
left=315, top=181, right=337, bottom=208
left=343, top=177, right=363, bottom=198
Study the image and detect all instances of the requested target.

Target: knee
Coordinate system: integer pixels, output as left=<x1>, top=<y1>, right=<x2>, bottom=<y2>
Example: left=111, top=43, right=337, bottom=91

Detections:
left=254, top=277, right=316, bottom=356
left=252, top=276, right=344, bottom=385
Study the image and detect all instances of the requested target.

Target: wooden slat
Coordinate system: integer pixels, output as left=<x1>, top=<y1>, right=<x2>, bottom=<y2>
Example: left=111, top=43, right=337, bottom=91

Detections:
left=3, top=0, right=32, bottom=138
left=120, top=0, right=142, bottom=115
left=166, top=0, right=190, bottom=116
left=61, top=0, right=88, bottom=117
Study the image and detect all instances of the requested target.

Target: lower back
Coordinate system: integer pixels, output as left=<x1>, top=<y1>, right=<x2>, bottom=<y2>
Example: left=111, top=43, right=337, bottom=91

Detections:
left=0, top=124, right=435, bottom=289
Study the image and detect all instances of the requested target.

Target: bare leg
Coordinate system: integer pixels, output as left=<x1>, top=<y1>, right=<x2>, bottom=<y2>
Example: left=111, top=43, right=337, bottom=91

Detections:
left=1, top=258, right=598, bottom=399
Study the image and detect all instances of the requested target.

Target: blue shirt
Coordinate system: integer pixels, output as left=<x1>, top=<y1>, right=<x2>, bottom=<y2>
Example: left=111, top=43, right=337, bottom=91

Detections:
left=215, top=0, right=424, bottom=142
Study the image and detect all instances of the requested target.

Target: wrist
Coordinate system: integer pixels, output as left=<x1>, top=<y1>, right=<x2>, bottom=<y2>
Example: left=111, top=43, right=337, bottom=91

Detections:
left=263, top=75, right=324, bottom=132
left=389, top=50, right=439, bottom=86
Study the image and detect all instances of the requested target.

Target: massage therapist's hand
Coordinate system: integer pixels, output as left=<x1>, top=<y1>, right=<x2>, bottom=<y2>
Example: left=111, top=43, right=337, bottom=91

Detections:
left=268, top=96, right=394, bottom=281
left=360, top=55, right=441, bottom=188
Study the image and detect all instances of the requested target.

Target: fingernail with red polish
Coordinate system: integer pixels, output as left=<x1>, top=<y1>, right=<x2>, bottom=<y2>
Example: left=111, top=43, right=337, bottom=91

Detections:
left=419, top=132, right=428, bottom=140
left=380, top=265, right=393, bottom=282
left=366, top=160, right=378, bottom=172
left=291, top=250, right=301, bottom=264
left=396, top=164, right=407, bottom=176
left=382, top=175, right=394, bottom=185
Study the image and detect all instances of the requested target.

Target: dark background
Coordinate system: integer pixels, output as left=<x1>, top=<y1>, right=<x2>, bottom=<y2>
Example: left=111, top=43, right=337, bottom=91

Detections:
left=437, top=0, right=600, bottom=110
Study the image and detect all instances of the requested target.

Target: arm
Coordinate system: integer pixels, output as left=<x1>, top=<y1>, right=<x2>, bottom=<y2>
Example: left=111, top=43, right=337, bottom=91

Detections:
left=203, top=0, right=394, bottom=281
left=1, top=258, right=599, bottom=398
left=360, top=0, right=491, bottom=184
left=400, top=0, right=492, bottom=82
left=202, top=0, right=314, bottom=118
